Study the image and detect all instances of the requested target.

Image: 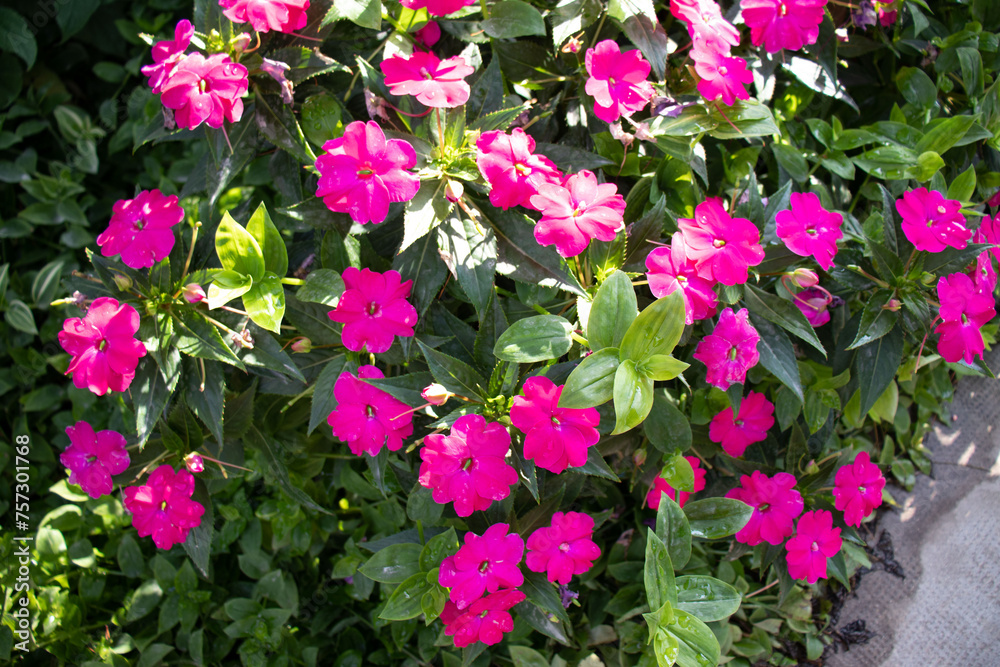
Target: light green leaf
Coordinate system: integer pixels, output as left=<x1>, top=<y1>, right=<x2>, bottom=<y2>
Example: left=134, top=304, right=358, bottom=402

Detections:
left=560, top=347, right=620, bottom=409
left=494, top=314, right=574, bottom=363
left=207, top=270, right=253, bottom=310
left=242, top=274, right=285, bottom=333
left=636, top=354, right=689, bottom=381
left=296, top=269, right=344, bottom=307
left=247, top=202, right=289, bottom=277
left=655, top=495, right=692, bottom=570
left=644, top=529, right=676, bottom=612
left=380, top=572, right=432, bottom=621
left=588, top=270, right=638, bottom=351
left=675, top=576, right=741, bottom=622
left=360, top=543, right=423, bottom=583
left=612, top=359, right=655, bottom=434
left=683, top=498, right=753, bottom=540
left=5, top=299, right=36, bottom=335
left=483, top=0, right=547, bottom=38
left=620, top=291, right=686, bottom=362
left=216, top=212, right=265, bottom=281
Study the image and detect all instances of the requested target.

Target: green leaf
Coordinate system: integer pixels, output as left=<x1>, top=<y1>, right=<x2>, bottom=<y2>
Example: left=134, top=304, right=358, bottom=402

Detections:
left=182, top=479, right=214, bottom=577
left=418, top=341, right=486, bottom=402
left=244, top=426, right=334, bottom=514
left=588, top=270, right=638, bottom=351
left=620, top=291, right=686, bottom=362
left=612, top=359, right=655, bottom=434
left=31, top=259, right=64, bottom=308
left=947, top=165, right=977, bottom=203
left=5, top=299, right=36, bottom=335
left=419, top=527, right=460, bottom=571
left=403, top=180, right=451, bottom=254
left=644, top=393, right=691, bottom=455
left=647, top=104, right=717, bottom=137
left=675, top=576, right=741, bottom=622
left=242, top=274, right=286, bottom=333
left=914, top=115, right=976, bottom=156
left=308, top=356, right=350, bottom=435
left=216, top=212, right=265, bottom=281
left=247, top=202, right=289, bottom=277
left=241, top=326, right=305, bottom=382
left=644, top=529, right=677, bottom=612
left=558, top=347, right=620, bottom=409
left=394, top=230, right=449, bottom=317
left=636, top=354, right=689, bottom=381
left=207, top=269, right=254, bottom=310
left=535, top=142, right=615, bottom=172
left=379, top=572, right=432, bottom=621
left=853, top=145, right=920, bottom=180
left=659, top=452, right=694, bottom=493
left=438, top=214, right=496, bottom=316
left=510, top=646, right=550, bottom=667
left=921, top=243, right=991, bottom=277
left=0, top=8, right=36, bottom=68
left=174, top=312, right=245, bottom=368
left=683, top=498, right=753, bottom=540
left=895, top=67, right=937, bottom=108
left=847, top=291, right=898, bottom=349
left=855, top=326, right=903, bottom=416
left=322, top=0, right=382, bottom=30
left=608, top=0, right=656, bottom=23
left=133, top=352, right=181, bottom=448
left=494, top=315, right=573, bottom=363
left=655, top=495, right=692, bottom=570
left=772, top=144, right=809, bottom=182
left=360, top=543, right=423, bottom=583
left=743, top=284, right=826, bottom=356
left=483, top=0, right=546, bottom=38
left=662, top=609, right=721, bottom=667
left=707, top=100, right=779, bottom=139
left=620, top=14, right=668, bottom=81
left=296, top=268, right=345, bottom=307
left=576, top=448, right=621, bottom=481
left=185, top=358, right=224, bottom=445
left=549, top=0, right=602, bottom=50
left=752, top=316, right=804, bottom=402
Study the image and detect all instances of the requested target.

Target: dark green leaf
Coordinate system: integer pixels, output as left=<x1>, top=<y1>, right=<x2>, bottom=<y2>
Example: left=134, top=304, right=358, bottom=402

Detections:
left=751, top=315, right=804, bottom=402
left=656, top=495, right=692, bottom=569
left=743, top=284, right=826, bottom=356
left=174, top=312, right=245, bottom=369
left=418, top=341, right=486, bottom=402
left=438, top=214, right=496, bottom=316
left=675, top=576, right=741, bottom=622
left=494, top=315, right=573, bottom=363
left=394, top=230, right=449, bottom=317
left=244, top=426, right=334, bottom=515
left=483, top=0, right=546, bottom=38
left=308, top=356, right=350, bottom=435
left=847, top=290, right=898, bottom=349
left=182, top=479, right=214, bottom=577
left=379, top=572, right=432, bottom=621
left=296, top=268, right=344, bottom=306
left=855, top=326, right=903, bottom=416
left=683, top=498, right=753, bottom=540
left=360, top=543, right=423, bottom=583
left=644, top=392, right=691, bottom=455
left=644, top=529, right=676, bottom=611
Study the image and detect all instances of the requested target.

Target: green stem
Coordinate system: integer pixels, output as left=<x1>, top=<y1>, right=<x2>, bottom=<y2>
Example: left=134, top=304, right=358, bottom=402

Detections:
left=281, top=277, right=305, bottom=285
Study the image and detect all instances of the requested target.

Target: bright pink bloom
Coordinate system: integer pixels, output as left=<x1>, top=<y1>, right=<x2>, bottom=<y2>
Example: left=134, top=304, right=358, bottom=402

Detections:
left=60, top=421, right=130, bottom=499
left=96, top=189, right=184, bottom=269
left=509, top=376, right=600, bottom=474
left=440, top=589, right=526, bottom=648
left=529, top=170, right=626, bottom=258
left=399, top=0, right=477, bottom=16
left=693, top=308, right=760, bottom=390
left=413, top=21, right=441, bottom=48
left=219, top=0, right=309, bottom=33
left=671, top=0, right=741, bottom=53
left=988, top=191, right=1000, bottom=208
left=971, top=227, right=998, bottom=293
left=159, top=53, right=248, bottom=130
left=381, top=51, right=473, bottom=108
left=141, top=20, right=194, bottom=94
left=418, top=415, right=518, bottom=517
left=645, top=239, right=719, bottom=324
left=775, top=192, right=843, bottom=270
left=832, top=451, right=885, bottom=527
left=327, top=267, right=417, bottom=353
left=934, top=273, right=995, bottom=364
left=58, top=298, right=147, bottom=396
left=525, top=511, right=601, bottom=584
left=327, top=365, right=413, bottom=456
left=694, top=50, right=753, bottom=106
left=315, top=121, right=420, bottom=224
left=794, top=287, right=831, bottom=327
left=709, top=391, right=775, bottom=457
left=977, top=212, right=1000, bottom=264
left=878, top=7, right=897, bottom=26
left=584, top=40, right=655, bottom=123
left=647, top=456, right=706, bottom=509
left=475, top=128, right=561, bottom=210
left=895, top=188, right=972, bottom=253
left=741, top=0, right=828, bottom=53
left=677, top=198, right=764, bottom=285
left=123, top=465, right=205, bottom=550
left=785, top=510, right=842, bottom=583
left=726, top=471, right=803, bottom=546
left=439, top=524, right=524, bottom=609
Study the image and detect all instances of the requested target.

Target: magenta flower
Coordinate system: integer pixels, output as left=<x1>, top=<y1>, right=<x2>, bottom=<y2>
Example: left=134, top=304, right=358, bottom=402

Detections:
left=709, top=391, right=775, bottom=458
left=793, top=287, right=832, bottom=327
left=677, top=198, right=764, bottom=286
left=439, top=524, right=524, bottom=609
left=440, top=589, right=526, bottom=648
left=693, top=308, right=760, bottom=390
left=141, top=19, right=194, bottom=94
left=123, top=465, right=205, bottom=550
left=832, top=451, right=886, bottom=527
left=219, top=0, right=309, bottom=33
left=328, top=365, right=413, bottom=456
left=399, top=0, right=477, bottom=16
left=315, top=121, right=420, bottom=224
left=741, top=0, right=827, bottom=53
left=671, top=0, right=741, bottom=53
left=327, top=267, right=417, bottom=353
left=96, top=189, right=184, bottom=269
left=60, top=421, right=130, bottom=499
left=895, top=188, right=972, bottom=253
left=694, top=50, right=753, bottom=106
left=645, top=239, right=719, bottom=324
left=475, top=128, right=562, bottom=210
left=584, top=40, right=655, bottom=123
left=647, top=456, right=706, bottom=509
left=418, top=415, right=519, bottom=517
left=159, top=53, right=248, bottom=130
left=529, top=170, right=626, bottom=258
left=878, top=7, right=897, bottom=26
left=775, top=192, right=843, bottom=270
left=381, top=51, right=474, bottom=108
left=971, top=227, right=998, bottom=293
left=413, top=22, right=441, bottom=48
left=509, top=376, right=600, bottom=474
left=58, top=298, right=147, bottom=396
left=785, top=510, right=842, bottom=584
left=526, top=511, right=601, bottom=585
left=726, top=471, right=803, bottom=546
left=934, top=273, right=995, bottom=364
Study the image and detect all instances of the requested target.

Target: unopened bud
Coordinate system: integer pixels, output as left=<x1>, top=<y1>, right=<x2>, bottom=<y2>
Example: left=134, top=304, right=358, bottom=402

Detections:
left=444, top=180, right=464, bottom=203
left=182, top=283, right=206, bottom=304
left=633, top=448, right=647, bottom=468
left=232, top=329, right=254, bottom=349
left=291, top=337, right=313, bottom=353
left=421, top=383, right=452, bottom=406
left=113, top=274, right=133, bottom=291
left=988, top=190, right=1000, bottom=208
left=185, top=453, right=205, bottom=474
left=788, top=268, right=819, bottom=289
left=883, top=299, right=901, bottom=311
left=231, top=32, right=252, bottom=52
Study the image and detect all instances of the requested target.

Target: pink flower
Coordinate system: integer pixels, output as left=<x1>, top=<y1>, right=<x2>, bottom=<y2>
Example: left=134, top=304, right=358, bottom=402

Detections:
left=709, top=391, right=775, bottom=457
left=141, top=20, right=194, bottom=94
left=399, top=0, right=477, bottom=16
left=741, top=0, right=828, bottom=53
left=413, top=21, right=441, bottom=48
left=421, top=383, right=452, bottom=406
left=418, top=415, right=518, bottom=517
left=971, top=228, right=998, bottom=293
left=381, top=51, right=474, bottom=108
left=58, top=298, right=147, bottom=396
left=694, top=50, right=753, bottom=106
left=123, top=465, right=205, bottom=550
left=934, top=273, right=995, bottom=364
left=528, top=170, right=626, bottom=258
left=726, top=471, right=803, bottom=546
left=509, top=376, right=600, bottom=474
left=327, top=365, right=413, bottom=456
left=315, top=121, right=420, bottom=224
left=775, top=192, right=843, bottom=270
left=645, top=240, right=719, bottom=324
left=219, top=0, right=309, bottom=33
left=895, top=188, right=972, bottom=253
left=647, top=456, right=707, bottom=509
left=525, top=511, right=601, bottom=584
left=785, top=510, right=842, bottom=584
left=182, top=283, right=206, bottom=304
left=96, top=189, right=184, bottom=269
left=832, top=451, right=885, bottom=527
left=878, top=7, right=897, bottom=26
left=440, top=589, right=526, bottom=648
left=584, top=40, right=655, bottom=123
left=60, top=421, right=130, bottom=499
left=327, top=267, right=417, bottom=353
left=159, top=53, right=248, bottom=130
left=184, top=453, right=205, bottom=474
left=439, top=524, right=524, bottom=609
left=693, top=308, right=760, bottom=390
left=671, top=0, right=741, bottom=53
left=677, top=198, right=764, bottom=286
left=475, top=128, right=561, bottom=210
left=794, top=287, right=831, bottom=327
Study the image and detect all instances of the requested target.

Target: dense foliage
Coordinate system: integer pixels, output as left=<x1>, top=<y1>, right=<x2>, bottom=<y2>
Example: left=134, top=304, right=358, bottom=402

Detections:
left=2, top=0, right=999, bottom=665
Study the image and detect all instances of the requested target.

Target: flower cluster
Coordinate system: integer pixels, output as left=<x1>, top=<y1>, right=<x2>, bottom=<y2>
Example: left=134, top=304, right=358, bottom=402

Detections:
left=672, top=0, right=751, bottom=106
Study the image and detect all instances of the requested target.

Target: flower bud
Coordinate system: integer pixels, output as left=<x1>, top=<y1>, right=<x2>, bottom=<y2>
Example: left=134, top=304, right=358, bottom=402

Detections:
left=444, top=180, right=464, bottom=203
left=291, top=337, right=313, bottom=353
left=632, top=448, right=647, bottom=468
left=788, top=268, right=819, bottom=289
left=232, top=329, right=254, bottom=349
left=988, top=190, right=1000, bottom=208
left=113, top=273, right=133, bottom=291
left=231, top=32, right=252, bottom=52
left=421, top=383, right=452, bottom=406
left=561, top=36, right=582, bottom=54
left=883, top=299, right=901, bottom=312
left=184, top=453, right=205, bottom=474
left=182, top=283, right=206, bottom=304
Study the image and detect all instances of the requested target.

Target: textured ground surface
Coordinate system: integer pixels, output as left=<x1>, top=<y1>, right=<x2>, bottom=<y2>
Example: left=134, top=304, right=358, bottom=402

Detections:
left=827, top=348, right=1000, bottom=666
